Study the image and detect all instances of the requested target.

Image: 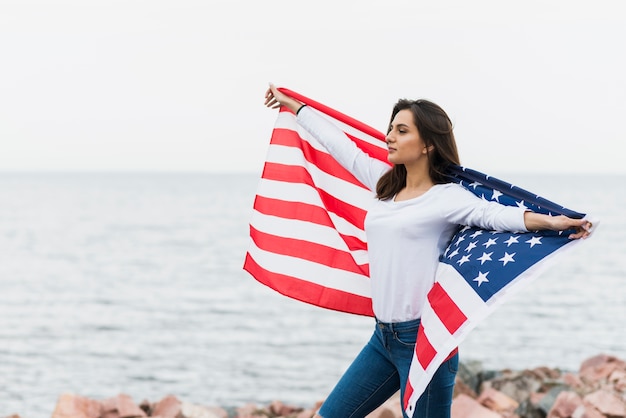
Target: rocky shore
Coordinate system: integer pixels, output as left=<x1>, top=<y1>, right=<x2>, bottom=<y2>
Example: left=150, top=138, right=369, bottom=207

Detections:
left=4, top=353, right=625, bottom=418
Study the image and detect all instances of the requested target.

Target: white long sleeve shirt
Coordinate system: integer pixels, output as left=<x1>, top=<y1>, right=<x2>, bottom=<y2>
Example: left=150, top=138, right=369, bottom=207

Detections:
left=297, top=106, right=528, bottom=322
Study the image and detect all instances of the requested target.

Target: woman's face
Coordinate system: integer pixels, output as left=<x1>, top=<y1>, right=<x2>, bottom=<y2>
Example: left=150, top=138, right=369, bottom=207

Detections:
left=385, top=109, right=429, bottom=166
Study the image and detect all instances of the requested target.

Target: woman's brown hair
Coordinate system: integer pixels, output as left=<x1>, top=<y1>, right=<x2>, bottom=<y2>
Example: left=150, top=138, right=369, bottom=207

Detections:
left=376, top=99, right=460, bottom=200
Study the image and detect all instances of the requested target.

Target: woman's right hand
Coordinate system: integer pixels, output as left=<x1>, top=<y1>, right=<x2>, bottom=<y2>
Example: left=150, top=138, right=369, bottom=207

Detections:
left=264, top=83, right=304, bottom=114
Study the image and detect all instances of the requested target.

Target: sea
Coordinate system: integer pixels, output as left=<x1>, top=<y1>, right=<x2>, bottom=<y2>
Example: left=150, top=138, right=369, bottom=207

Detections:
left=1, top=172, right=624, bottom=418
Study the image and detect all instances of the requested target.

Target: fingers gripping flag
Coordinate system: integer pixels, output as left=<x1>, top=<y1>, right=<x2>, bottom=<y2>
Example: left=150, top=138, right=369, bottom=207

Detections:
left=243, top=88, right=595, bottom=415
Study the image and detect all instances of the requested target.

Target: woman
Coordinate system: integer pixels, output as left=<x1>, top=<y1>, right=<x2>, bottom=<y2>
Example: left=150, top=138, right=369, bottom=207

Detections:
left=264, top=84, right=591, bottom=418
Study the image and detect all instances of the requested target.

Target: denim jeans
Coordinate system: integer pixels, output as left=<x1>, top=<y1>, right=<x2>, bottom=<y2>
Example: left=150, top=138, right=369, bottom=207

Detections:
left=318, top=318, right=458, bottom=418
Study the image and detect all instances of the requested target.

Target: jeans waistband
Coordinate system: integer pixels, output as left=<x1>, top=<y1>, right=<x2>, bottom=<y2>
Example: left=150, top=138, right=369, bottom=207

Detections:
left=375, top=317, right=421, bottom=332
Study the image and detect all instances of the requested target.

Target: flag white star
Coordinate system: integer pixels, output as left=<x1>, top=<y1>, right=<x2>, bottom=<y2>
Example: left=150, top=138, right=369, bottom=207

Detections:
left=504, top=236, right=519, bottom=247
left=469, top=181, right=481, bottom=189
left=499, top=252, right=516, bottom=266
left=465, top=241, right=477, bottom=252
left=457, top=255, right=471, bottom=265
left=526, top=236, right=542, bottom=248
left=478, top=252, right=493, bottom=264
left=470, top=230, right=483, bottom=239
left=516, top=200, right=528, bottom=211
left=491, top=189, right=503, bottom=202
left=483, top=238, right=498, bottom=248
left=454, top=235, right=465, bottom=246
left=447, top=248, right=459, bottom=259
left=473, top=271, right=489, bottom=287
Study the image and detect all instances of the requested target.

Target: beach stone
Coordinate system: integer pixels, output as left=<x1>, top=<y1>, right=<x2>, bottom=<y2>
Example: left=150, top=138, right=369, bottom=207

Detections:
left=51, top=393, right=102, bottom=418
left=477, top=387, right=519, bottom=413
left=610, top=369, right=626, bottom=391
left=573, top=403, right=606, bottom=418
left=451, top=394, right=502, bottom=418
left=180, top=402, right=227, bottom=418
left=579, top=354, right=626, bottom=384
left=269, top=400, right=299, bottom=416
left=562, top=372, right=585, bottom=390
left=101, top=393, right=147, bottom=418
left=537, top=385, right=571, bottom=413
left=152, top=395, right=182, bottom=418
left=457, top=360, right=486, bottom=394
left=583, top=389, right=626, bottom=416
left=365, top=391, right=402, bottom=418
left=485, top=369, right=544, bottom=403
left=547, top=391, right=582, bottom=417
left=234, top=403, right=267, bottom=418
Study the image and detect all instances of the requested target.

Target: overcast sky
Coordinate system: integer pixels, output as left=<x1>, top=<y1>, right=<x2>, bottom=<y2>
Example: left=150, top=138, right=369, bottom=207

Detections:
left=1, top=0, right=624, bottom=174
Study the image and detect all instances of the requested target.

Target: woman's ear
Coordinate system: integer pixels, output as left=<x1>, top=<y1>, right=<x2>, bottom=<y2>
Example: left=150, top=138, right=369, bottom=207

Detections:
left=422, top=145, right=435, bottom=154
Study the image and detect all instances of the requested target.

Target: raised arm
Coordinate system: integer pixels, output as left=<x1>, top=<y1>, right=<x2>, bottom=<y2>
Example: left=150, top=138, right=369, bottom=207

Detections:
left=523, top=212, right=592, bottom=239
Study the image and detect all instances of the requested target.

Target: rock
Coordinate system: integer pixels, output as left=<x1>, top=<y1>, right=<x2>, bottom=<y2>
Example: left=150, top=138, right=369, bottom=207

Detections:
left=547, top=391, right=583, bottom=418
left=451, top=394, right=503, bottom=418
left=366, top=391, right=402, bottom=418
left=579, top=354, right=626, bottom=384
left=477, top=387, right=519, bottom=413
left=457, top=360, right=487, bottom=394
left=101, top=393, right=147, bottom=418
left=233, top=403, right=267, bottom=418
left=537, top=386, right=571, bottom=414
left=583, top=389, right=626, bottom=417
left=180, top=402, right=228, bottom=418
left=51, top=393, right=102, bottom=418
left=573, top=403, right=606, bottom=418
left=152, top=395, right=183, bottom=418
left=269, top=400, right=300, bottom=416
left=485, top=369, right=544, bottom=404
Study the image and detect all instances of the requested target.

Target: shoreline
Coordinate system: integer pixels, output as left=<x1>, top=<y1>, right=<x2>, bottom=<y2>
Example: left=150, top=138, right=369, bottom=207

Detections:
left=4, top=353, right=625, bottom=418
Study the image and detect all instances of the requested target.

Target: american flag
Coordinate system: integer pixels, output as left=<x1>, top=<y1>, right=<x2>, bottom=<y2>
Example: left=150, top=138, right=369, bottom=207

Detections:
left=243, top=88, right=594, bottom=414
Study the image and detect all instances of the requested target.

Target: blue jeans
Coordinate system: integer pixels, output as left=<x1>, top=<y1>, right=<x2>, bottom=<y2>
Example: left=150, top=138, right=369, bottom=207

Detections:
left=318, top=318, right=458, bottom=418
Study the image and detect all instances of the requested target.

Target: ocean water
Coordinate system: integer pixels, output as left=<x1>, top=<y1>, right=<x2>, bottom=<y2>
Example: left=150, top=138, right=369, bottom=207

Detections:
left=0, top=172, right=624, bottom=418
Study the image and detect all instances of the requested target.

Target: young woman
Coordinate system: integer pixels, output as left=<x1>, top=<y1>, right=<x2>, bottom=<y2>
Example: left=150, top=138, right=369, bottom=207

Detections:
left=264, top=84, right=591, bottom=418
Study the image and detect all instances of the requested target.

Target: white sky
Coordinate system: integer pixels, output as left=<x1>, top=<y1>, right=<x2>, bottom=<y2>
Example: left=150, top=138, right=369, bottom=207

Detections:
left=1, top=0, right=624, bottom=174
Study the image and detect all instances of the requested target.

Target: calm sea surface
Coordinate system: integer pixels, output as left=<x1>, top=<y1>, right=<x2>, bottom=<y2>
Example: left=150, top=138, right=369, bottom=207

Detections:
left=1, top=172, right=624, bottom=417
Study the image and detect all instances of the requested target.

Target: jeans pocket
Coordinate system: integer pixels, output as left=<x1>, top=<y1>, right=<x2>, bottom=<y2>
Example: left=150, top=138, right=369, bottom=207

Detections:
left=393, top=328, right=418, bottom=346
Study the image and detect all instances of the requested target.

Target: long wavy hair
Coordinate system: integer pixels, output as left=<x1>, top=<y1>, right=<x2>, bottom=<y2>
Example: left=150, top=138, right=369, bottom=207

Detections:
left=376, top=99, right=460, bottom=200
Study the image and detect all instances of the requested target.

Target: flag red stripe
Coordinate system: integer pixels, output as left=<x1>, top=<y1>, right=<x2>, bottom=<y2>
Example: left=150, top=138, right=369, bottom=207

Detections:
left=427, top=282, right=468, bottom=334
left=270, top=128, right=369, bottom=189
left=250, top=225, right=370, bottom=277
left=262, top=162, right=368, bottom=229
left=253, top=195, right=367, bottom=252
left=278, top=88, right=386, bottom=143
left=344, top=131, right=390, bottom=163
left=243, top=253, right=374, bottom=316
left=416, top=323, right=436, bottom=369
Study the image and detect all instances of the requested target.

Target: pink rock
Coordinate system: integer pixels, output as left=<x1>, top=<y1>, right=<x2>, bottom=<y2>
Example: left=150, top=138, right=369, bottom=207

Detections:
left=562, top=372, right=585, bottom=389
left=610, top=369, right=626, bottom=391
left=547, top=391, right=582, bottom=418
left=477, top=388, right=519, bottom=412
left=574, top=403, right=606, bottom=418
left=51, top=393, right=103, bottom=418
left=366, top=391, right=402, bottom=418
left=451, top=394, right=503, bottom=418
left=579, top=354, right=626, bottom=383
left=269, top=400, right=298, bottom=416
left=180, top=402, right=229, bottom=418
left=234, top=403, right=268, bottom=418
left=152, top=395, right=182, bottom=418
left=583, top=389, right=626, bottom=416
left=100, top=394, right=146, bottom=418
